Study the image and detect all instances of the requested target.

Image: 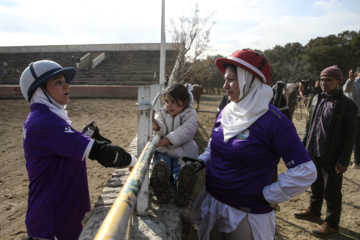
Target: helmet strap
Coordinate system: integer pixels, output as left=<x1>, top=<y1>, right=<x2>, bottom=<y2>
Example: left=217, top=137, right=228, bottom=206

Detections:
left=257, top=56, right=267, bottom=71
left=40, top=86, right=53, bottom=104
left=248, top=74, right=256, bottom=89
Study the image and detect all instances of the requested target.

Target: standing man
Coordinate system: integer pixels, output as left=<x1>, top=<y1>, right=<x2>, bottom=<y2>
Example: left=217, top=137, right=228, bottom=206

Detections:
left=3, top=61, right=8, bottom=77
left=76, top=57, right=81, bottom=69
left=343, top=66, right=360, bottom=169
left=294, top=65, right=358, bottom=238
left=70, top=56, right=75, bottom=68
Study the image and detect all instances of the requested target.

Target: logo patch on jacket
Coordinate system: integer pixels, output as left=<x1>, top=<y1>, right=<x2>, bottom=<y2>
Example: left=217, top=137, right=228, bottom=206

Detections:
left=237, top=129, right=250, bottom=140
left=64, top=127, right=74, bottom=133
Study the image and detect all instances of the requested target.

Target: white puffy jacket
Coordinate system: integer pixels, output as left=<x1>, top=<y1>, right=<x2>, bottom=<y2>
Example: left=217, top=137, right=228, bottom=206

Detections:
left=154, top=104, right=198, bottom=158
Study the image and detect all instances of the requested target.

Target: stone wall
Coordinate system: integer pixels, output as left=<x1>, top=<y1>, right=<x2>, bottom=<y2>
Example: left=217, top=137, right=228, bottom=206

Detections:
left=0, top=43, right=179, bottom=87
left=0, top=85, right=139, bottom=99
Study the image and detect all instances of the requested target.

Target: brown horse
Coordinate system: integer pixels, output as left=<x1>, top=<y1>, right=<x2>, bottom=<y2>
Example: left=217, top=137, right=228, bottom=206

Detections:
left=192, top=84, right=203, bottom=110
left=284, top=83, right=299, bottom=120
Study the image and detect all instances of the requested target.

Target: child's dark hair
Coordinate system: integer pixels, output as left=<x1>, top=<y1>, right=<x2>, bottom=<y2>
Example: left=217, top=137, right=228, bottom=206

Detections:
left=162, top=83, right=190, bottom=107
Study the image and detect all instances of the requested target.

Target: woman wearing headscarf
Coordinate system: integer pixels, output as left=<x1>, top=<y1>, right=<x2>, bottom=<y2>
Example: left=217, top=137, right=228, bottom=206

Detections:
left=19, top=60, right=137, bottom=240
left=180, top=49, right=317, bottom=240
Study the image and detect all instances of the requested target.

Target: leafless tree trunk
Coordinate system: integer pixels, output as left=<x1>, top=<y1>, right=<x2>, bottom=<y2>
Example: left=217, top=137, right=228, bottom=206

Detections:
left=168, top=4, right=215, bottom=84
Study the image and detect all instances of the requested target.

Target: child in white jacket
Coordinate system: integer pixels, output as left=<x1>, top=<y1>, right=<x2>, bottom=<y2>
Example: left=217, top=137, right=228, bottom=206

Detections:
left=152, top=83, right=198, bottom=207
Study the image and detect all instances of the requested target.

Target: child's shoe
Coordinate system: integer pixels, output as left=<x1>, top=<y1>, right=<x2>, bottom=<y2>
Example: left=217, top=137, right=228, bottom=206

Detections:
left=175, top=164, right=196, bottom=207
left=151, top=160, right=171, bottom=204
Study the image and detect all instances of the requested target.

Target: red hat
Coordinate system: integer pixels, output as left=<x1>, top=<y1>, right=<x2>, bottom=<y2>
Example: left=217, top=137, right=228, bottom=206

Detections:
left=215, top=49, right=271, bottom=85
left=320, top=65, right=343, bottom=81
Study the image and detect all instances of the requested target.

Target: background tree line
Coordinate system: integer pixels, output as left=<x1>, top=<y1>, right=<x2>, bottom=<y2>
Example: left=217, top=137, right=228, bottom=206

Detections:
left=178, top=30, right=360, bottom=94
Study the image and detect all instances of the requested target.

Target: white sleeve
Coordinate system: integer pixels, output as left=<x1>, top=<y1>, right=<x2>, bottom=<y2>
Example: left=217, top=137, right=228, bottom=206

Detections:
left=83, top=139, right=95, bottom=160
left=197, top=138, right=212, bottom=167
left=129, top=155, right=138, bottom=166
left=343, top=79, right=354, bottom=93
left=262, top=161, right=317, bottom=204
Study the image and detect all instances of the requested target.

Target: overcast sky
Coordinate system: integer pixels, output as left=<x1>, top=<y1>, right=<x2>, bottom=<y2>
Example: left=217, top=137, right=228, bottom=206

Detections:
left=0, top=0, right=359, bottom=57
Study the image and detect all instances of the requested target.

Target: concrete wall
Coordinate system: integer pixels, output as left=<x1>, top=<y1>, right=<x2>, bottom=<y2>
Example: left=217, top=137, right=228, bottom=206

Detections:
left=91, top=53, right=105, bottom=69
left=0, top=43, right=177, bottom=53
left=0, top=85, right=138, bottom=99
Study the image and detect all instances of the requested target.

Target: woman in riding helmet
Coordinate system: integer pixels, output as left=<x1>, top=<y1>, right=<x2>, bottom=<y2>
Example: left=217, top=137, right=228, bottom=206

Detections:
left=20, top=60, right=137, bottom=240
left=181, top=49, right=317, bottom=240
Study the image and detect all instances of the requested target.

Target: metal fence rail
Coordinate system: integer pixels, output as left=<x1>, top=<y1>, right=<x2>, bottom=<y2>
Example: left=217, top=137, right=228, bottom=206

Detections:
left=94, top=135, right=160, bottom=240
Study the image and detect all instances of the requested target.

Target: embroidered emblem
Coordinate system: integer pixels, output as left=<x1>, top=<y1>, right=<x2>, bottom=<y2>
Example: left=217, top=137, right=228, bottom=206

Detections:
left=237, top=129, right=250, bottom=140
left=64, top=126, right=74, bottom=133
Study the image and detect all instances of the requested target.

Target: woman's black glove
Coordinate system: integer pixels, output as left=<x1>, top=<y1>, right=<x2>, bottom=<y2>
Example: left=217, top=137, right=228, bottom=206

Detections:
left=178, top=157, right=204, bottom=172
left=89, top=140, right=132, bottom=168
left=81, top=121, right=112, bottom=143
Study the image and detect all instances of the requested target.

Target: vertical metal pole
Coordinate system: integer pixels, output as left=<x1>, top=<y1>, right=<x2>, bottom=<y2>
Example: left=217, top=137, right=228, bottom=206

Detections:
left=159, top=0, right=166, bottom=86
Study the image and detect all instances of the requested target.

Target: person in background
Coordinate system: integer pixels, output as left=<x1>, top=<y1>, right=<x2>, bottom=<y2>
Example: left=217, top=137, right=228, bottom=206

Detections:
left=185, top=83, right=194, bottom=103
left=70, top=56, right=75, bottom=68
left=152, top=83, right=198, bottom=207
left=3, top=61, right=8, bottom=77
left=294, top=65, right=358, bottom=238
left=19, top=60, right=137, bottom=240
left=76, top=57, right=81, bottom=68
left=182, top=49, right=317, bottom=239
left=343, top=66, right=360, bottom=169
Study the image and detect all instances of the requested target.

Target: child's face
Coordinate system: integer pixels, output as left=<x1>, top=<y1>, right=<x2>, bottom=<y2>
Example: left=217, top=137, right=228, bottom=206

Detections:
left=45, top=75, right=70, bottom=105
left=164, top=93, right=188, bottom=116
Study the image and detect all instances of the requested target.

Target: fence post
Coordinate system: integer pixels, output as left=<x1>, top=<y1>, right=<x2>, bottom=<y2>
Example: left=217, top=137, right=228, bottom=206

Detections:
left=136, top=84, right=161, bottom=215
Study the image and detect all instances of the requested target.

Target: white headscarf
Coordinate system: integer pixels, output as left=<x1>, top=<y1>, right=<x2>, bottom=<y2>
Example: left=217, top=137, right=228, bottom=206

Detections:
left=221, top=67, right=273, bottom=142
left=31, top=87, right=72, bottom=125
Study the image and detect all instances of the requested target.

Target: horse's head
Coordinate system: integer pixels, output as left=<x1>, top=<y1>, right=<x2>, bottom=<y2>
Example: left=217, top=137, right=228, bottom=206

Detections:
left=299, top=79, right=314, bottom=97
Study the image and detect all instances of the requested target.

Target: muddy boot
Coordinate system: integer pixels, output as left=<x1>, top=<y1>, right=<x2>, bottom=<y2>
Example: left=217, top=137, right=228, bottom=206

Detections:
left=175, top=164, right=196, bottom=207
left=151, top=160, right=171, bottom=204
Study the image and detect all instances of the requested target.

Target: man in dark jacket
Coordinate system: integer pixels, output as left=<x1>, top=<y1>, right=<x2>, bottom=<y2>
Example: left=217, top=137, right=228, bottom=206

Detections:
left=294, top=65, right=358, bottom=238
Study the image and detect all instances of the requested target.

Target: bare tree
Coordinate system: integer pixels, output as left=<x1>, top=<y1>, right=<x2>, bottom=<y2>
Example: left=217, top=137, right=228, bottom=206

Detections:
left=168, top=4, right=216, bottom=84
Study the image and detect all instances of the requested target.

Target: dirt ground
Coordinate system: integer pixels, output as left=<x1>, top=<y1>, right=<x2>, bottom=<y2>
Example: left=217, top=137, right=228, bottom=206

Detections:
left=0, top=95, right=359, bottom=240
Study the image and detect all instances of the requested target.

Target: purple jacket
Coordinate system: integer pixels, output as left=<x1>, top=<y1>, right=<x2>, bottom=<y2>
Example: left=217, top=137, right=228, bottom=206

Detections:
left=206, top=104, right=311, bottom=214
left=23, top=103, right=91, bottom=240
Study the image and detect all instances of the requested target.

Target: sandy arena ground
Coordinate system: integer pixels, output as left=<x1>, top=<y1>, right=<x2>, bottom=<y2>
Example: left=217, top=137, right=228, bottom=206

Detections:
left=0, top=95, right=359, bottom=240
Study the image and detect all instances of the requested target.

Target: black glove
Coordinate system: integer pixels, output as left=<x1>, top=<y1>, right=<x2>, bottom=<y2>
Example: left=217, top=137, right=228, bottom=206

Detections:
left=178, top=157, right=204, bottom=172
left=81, top=121, right=111, bottom=143
left=89, top=141, right=131, bottom=168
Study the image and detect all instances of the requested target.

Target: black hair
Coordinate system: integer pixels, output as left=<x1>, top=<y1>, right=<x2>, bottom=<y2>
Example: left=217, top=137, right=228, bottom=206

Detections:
left=223, top=63, right=237, bottom=72
left=162, top=83, right=190, bottom=107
